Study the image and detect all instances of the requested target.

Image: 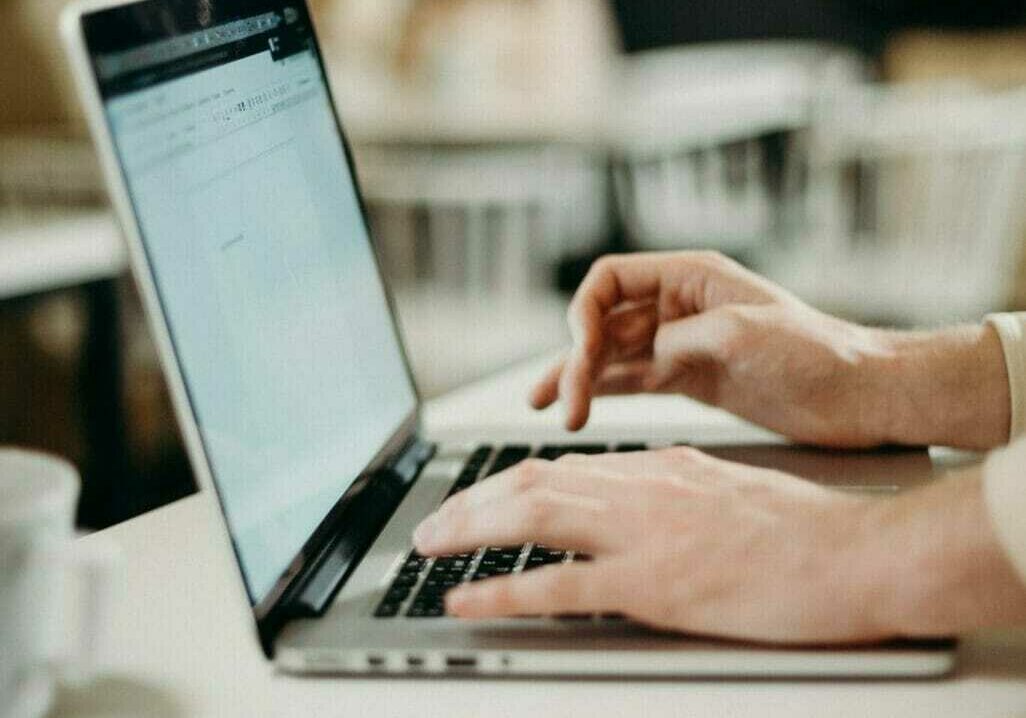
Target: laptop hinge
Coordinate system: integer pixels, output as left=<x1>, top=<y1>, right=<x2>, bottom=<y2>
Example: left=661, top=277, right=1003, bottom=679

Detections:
left=283, top=437, right=435, bottom=620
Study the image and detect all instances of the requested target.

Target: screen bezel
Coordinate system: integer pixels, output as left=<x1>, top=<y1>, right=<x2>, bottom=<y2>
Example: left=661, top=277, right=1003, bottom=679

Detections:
left=66, top=0, right=423, bottom=627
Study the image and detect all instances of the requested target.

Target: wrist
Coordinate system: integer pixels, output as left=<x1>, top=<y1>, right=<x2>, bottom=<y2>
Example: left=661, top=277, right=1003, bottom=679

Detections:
left=855, top=470, right=1026, bottom=637
left=866, top=325, right=1010, bottom=449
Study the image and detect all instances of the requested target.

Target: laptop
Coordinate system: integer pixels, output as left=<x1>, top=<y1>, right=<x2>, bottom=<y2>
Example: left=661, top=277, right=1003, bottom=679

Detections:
left=61, top=0, right=955, bottom=678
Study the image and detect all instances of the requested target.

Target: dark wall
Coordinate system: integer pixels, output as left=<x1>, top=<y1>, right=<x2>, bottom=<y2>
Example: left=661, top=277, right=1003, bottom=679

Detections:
left=610, top=0, right=1026, bottom=56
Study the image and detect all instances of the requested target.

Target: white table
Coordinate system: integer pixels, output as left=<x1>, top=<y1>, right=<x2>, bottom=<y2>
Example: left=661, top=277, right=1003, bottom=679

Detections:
left=63, top=356, right=1026, bottom=718
left=0, top=210, right=125, bottom=302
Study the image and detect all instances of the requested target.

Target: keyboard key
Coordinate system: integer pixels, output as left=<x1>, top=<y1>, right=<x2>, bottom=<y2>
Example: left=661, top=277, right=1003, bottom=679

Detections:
left=466, top=445, right=493, bottom=467
left=570, top=444, right=608, bottom=455
left=383, top=585, right=412, bottom=603
left=523, top=556, right=551, bottom=569
left=410, top=588, right=445, bottom=605
left=402, top=555, right=427, bottom=572
left=423, top=573, right=462, bottom=587
left=446, top=446, right=492, bottom=497
left=374, top=601, right=401, bottom=618
left=536, top=446, right=569, bottom=461
left=523, top=545, right=567, bottom=570
left=419, top=583, right=458, bottom=598
left=486, top=445, right=531, bottom=476
left=478, top=549, right=520, bottom=568
left=407, top=604, right=445, bottom=618
left=408, top=581, right=453, bottom=616
left=375, top=443, right=638, bottom=620
left=537, top=444, right=607, bottom=460
left=374, top=549, right=430, bottom=618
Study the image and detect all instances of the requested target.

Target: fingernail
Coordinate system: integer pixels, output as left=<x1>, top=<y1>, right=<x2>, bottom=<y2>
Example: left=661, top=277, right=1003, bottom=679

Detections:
left=413, top=515, right=436, bottom=548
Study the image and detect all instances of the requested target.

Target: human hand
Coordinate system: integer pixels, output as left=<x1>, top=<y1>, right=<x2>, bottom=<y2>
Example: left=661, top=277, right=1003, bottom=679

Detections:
left=413, top=447, right=884, bottom=643
left=533, top=251, right=1010, bottom=449
left=414, top=447, right=1026, bottom=642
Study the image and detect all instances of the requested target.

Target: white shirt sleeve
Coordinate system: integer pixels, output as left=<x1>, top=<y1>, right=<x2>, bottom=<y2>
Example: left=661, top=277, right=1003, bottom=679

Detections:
left=986, top=312, right=1026, bottom=438
left=985, top=440, right=1026, bottom=583
left=983, top=312, right=1026, bottom=583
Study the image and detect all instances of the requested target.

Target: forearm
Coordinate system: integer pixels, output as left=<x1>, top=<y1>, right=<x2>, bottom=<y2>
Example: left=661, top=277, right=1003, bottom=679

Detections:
left=867, top=324, right=1010, bottom=449
left=857, top=467, right=1026, bottom=637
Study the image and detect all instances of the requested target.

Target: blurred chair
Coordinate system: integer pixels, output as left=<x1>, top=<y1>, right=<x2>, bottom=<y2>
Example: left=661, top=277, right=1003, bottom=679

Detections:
left=610, top=42, right=865, bottom=258
left=353, top=143, right=608, bottom=394
left=764, top=83, right=1026, bottom=325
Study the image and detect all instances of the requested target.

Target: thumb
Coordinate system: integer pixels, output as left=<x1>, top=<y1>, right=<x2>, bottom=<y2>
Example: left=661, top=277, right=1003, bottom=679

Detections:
left=646, top=306, right=745, bottom=389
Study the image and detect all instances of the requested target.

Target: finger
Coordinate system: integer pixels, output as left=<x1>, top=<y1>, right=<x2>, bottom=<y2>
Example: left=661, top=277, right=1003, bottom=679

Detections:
left=646, top=307, right=743, bottom=390
left=453, top=457, right=632, bottom=510
left=590, top=360, right=651, bottom=397
left=413, top=488, right=612, bottom=556
left=556, top=445, right=710, bottom=476
left=556, top=326, right=652, bottom=430
left=603, top=301, right=658, bottom=362
left=445, top=563, right=622, bottom=619
left=530, top=359, right=565, bottom=410
left=558, top=346, right=594, bottom=431
left=562, top=256, right=677, bottom=431
left=533, top=304, right=657, bottom=412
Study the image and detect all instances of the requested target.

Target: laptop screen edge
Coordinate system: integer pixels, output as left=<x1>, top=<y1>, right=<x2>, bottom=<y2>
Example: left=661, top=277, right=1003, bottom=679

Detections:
left=61, top=0, right=426, bottom=646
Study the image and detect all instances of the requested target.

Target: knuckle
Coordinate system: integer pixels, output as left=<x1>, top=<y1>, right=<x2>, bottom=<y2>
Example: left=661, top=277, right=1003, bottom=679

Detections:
left=519, top=490, right=555, bottom=531
left=714, top=305, right=754, bottom=360
left=647, top=470, right=697, bottom=498
left=592, top=254, right=619, bottom=273
left=652, top=473, right=686, bottom=494
left=665, top=445, right=700, bottom=462
left=573, top=256, right=614, bottom=304
left=689, top=250, right=730, bottom=270
left=512, top=459, right=545, bottom=491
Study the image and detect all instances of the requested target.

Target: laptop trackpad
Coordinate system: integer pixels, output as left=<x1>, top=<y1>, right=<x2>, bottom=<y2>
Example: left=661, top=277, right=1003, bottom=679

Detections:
left=700, top=444, right=936, bottom=494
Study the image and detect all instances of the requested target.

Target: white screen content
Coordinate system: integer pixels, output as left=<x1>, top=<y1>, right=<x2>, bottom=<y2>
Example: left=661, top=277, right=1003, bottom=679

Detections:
left=105, top=41, right=416, bottom=602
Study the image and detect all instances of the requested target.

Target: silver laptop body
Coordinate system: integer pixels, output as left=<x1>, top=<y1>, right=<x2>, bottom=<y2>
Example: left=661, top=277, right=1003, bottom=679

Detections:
left=62, top=0, right=954, bottom=678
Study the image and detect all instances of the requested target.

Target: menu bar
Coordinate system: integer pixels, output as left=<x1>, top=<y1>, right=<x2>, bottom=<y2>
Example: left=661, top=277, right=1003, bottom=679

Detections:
left=95, top=12, right=282, bottom=81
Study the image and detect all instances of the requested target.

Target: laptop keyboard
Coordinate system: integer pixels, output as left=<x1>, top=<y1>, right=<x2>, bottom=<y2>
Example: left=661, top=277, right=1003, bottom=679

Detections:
left=374, top=442, right=647, bottom=619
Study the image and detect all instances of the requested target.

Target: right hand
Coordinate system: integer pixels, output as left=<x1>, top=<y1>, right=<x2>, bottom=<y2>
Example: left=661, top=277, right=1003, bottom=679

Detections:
left=532, top=251, right=901, bottom=447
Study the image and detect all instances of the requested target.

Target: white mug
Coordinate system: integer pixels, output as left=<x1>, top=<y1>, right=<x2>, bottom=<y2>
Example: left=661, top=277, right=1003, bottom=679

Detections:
left=0, top=449, right=115, bottom=718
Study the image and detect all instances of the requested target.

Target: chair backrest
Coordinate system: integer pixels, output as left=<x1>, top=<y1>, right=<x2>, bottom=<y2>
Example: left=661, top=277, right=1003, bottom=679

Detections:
left=609, top=41, right=866, bottom=255
left=354, top=143, right=608, bottom=300
left=803, top=83, right=1026, bottom=307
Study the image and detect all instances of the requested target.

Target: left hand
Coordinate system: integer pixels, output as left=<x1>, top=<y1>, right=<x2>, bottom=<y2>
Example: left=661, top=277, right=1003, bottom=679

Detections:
left=413, top=447, right=885, bottom=644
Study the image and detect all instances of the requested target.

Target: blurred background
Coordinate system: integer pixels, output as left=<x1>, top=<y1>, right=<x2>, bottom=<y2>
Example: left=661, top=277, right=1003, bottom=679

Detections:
left=4, top=0, right=1026, bottom=530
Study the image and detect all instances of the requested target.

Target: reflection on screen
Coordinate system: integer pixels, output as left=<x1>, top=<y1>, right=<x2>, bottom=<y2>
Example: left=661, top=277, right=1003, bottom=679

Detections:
left=94, top=7, right=416, bottom=603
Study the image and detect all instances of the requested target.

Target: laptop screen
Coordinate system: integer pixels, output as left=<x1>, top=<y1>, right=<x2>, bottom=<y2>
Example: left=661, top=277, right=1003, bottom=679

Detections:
left=82, top=1, right=417, bottom=605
